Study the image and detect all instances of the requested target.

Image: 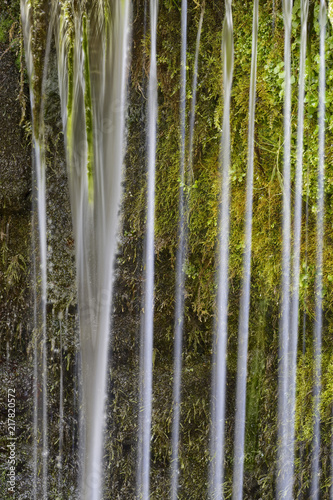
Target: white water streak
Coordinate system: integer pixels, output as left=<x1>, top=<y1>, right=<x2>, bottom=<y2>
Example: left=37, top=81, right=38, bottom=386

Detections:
left=232, top=1, right=258, bottom=498
left=32, top=206, right=38, bottom=500
left=210, top=1, right=233, bottom=498
left=311, top=2, right=326, bottom=498
left=171, top=1, right=187, bottom=498
left=136, top=0, right=147, bottom=490
left=20, top=3, right=54, bottom=496
left=40, top=24, right=53, bottom=496
left=287, top=0, right=308, bottom=495
left=137, top=1, right=158, bottom=498
left=54, top=2, right=131, bottom=498
left=277, top=0, right=292, bottom=497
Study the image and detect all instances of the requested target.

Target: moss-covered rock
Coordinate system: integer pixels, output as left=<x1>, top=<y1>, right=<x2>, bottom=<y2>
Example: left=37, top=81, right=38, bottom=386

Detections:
left=2, top=0, right=333, bottom=497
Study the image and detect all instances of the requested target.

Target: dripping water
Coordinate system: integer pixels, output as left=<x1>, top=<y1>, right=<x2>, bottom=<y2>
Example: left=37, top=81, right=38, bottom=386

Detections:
left=38, top=20, right=53, bottom=500
left=277, top=0, right=292, bottom=496
left=209, top=1, right=234, bottom=498
left=287, top=0, right=308, bottom=496
left=299, top=70, right=311, bottom=495
left=32, top=201, right=38, bottom=500
left=171, top=0, right=187, bottom=498
left=137, top=1, right=158, bottom=498
left=232, top=1, right=258, bottom=498
left=20, top=3, right=54, bottom=496
left=54, top=2, right=131, bottom=498
left=311, top=2, right=326, bottom=498
left=71, top=309, right=78, bottom=464
left=136, top=0, right=148, bottom=492
left=76, top=312, right=84, bottom=495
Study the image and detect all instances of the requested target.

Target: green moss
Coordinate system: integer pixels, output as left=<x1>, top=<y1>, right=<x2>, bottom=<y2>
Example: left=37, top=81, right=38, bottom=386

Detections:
left=28, top=0, right=47, bottom=138
left=121, top=0, right=333, bottom=495
left=329, top=0, right=333, bottom=28
left=82, top=12, right=94, bottom=204
left=0, top=17, right=12, bottom=43
left=14, top=0, right=333, bottom=496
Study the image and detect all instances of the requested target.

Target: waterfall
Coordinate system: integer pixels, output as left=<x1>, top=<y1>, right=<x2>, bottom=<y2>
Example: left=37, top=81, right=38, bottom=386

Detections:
left=20, top=2, right=54, bottom=496
left=232, top=1, right=258, bottom=498
left=277, top=0, right=292, bottom=496
left=171, top=1, right=187, bottom=498
left=209, top=1, right=234, bottom=497
left=311, top=2, right=326, bottom=498
left=18, top=0, right=332, bottom=497
left=137, top=1, right=158, bottom=498
left=54, top=1, right=131, bottom=498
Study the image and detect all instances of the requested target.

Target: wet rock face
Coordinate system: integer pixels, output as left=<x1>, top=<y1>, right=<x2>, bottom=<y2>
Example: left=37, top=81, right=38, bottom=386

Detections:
left=0, top=38, right=34, bottom=499
left=0, top=42, right=31, bottom=212
left=0, top=40, right=32, bottom=343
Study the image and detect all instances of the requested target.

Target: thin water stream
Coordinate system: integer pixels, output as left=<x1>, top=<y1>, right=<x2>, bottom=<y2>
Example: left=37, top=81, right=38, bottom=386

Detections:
left=18, top=1, right=330, bottom=497
left=210, top=1, right=233, bottom=498
left=136, top=1, right=148, bottom=492
left=137, top=1, right=158, bottom=498
left=54, top=2, right=130, bottom=498
left=232, top=1, right=258, bottom=498
left=277, top=0, right=292, bottom=496
left=20, top=2, right=52, bottom=496
left=32, top=187, right=38, bottom=500
left=287, top=0, right=309, bottom=494
left=171, top=1, right=187, bottom=498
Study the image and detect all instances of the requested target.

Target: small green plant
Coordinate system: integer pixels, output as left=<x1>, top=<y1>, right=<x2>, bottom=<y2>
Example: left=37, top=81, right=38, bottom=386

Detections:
left=0, top=17, right=12, bottom=43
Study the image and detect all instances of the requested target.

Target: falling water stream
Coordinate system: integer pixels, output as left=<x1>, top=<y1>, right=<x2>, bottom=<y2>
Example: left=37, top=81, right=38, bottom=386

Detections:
left=136, top=0, right=148, bottom=492
left=18, top=0, right=331, bottom=498
left=287, top=0, right=308, bottom=495
left=20, top=2, right=53, bottom=496
left=210, top=1, right=233, bottom=498
left=171, top=1, right=187, bottom=498
left=32, top=197, right=38, bottom=500
left=232, top=1, right=258, bottom=498
left=137, top=1, right=158, bottom=498
left=54, top=2, right=130, bottom=498
left=277, top=0, right=292, bottom=496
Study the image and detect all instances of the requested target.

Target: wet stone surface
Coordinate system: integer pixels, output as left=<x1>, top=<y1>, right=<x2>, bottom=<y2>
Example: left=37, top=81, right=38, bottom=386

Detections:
left=0, top=42, right=31, bottom=212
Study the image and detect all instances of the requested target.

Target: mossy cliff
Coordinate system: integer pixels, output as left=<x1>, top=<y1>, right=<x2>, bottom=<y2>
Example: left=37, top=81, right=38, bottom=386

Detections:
left=0, top=1, right=75, bottom=497
left=1, top=0, right=333, bottom=498
left=112, top=1, right=333, bottom=498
